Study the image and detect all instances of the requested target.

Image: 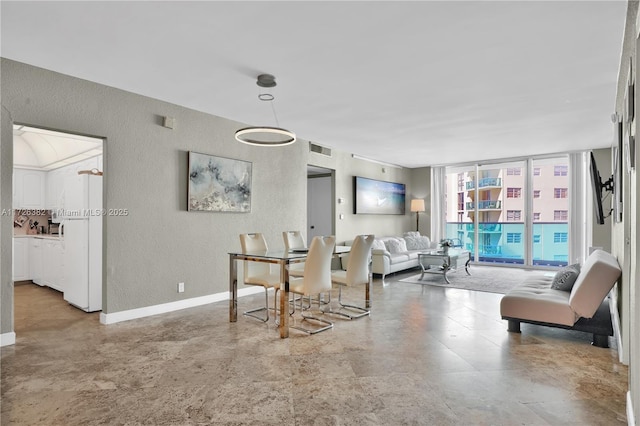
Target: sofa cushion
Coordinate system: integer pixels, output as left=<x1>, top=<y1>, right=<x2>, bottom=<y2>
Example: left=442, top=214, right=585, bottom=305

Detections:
left=371, top=239, right=386, bottom=251
left=569, top=250, right=621, bottom=318
left=404, top=235, right=433, bottom=250
left=388, top=253, right=410, bottom=264
left=550, top=264, right=581, bottom=292
left=403, top=231, right=420, bottom=238
left=385, top=238, right=407, bottom=254
left=407, top=251, right=421, bottom=260
left=500, top=276, right=576, bottom=326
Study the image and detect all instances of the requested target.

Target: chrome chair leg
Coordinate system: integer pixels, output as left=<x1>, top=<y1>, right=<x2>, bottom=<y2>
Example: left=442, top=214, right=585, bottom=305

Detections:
left=290, top=292, right=334, bottom=334
left=323, top=286, right=370, bottom=320
left=242, top=286, right=270, bottom=322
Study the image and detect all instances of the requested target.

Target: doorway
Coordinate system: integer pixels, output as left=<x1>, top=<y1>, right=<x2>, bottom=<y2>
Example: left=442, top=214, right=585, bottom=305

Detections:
left=12, top=124, right=104, bottom=322
left=307, top=166, right=334, bottom=242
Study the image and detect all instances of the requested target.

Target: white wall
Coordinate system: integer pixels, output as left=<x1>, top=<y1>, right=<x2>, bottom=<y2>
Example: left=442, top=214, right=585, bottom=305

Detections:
left=612, top=2, right=639, bottom=424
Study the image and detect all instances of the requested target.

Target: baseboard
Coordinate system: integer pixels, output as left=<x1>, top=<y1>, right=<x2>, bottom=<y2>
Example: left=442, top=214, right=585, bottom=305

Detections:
left=100, top=286, right=263, bottom=325
left=0, top=332, right=16, bottom=347
left=628, top=391, right=635, bottom=426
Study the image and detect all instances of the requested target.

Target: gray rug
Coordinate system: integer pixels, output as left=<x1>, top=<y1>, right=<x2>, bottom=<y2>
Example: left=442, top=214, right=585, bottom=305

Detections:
left=398, top=265, right=553, bottom=294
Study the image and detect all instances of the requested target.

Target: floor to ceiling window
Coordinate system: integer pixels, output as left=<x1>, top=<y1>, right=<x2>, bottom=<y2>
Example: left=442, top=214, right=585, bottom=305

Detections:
left=444, top=157, right=569, bottom=267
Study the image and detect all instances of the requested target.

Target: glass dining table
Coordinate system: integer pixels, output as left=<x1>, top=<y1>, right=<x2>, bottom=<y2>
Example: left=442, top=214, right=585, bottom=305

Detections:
left=228, top=246, right=353, bottom=338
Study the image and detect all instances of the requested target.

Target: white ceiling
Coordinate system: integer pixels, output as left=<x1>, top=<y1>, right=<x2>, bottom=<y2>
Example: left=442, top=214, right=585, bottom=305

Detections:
left=0, top=1, right=627, bottom=168
left=13, top=125, right=103, bottom=170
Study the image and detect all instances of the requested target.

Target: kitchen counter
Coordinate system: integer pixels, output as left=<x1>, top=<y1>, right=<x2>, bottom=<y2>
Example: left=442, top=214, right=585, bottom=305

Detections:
left=14, top=234, right=62, bottom=240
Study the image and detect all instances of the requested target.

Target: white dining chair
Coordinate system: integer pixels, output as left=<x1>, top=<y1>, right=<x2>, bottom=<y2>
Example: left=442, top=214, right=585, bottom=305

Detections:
left=282, top=231, right=306, bottom=277
left=239, top=233, right=281, bottom=322
left=329, top=234, right=374, bottom=319
left=289, top=235, right=336, bottom=334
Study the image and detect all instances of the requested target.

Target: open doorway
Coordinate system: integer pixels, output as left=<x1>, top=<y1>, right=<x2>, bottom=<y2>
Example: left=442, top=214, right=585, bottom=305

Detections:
left=307, top=166, right=334, bottom=241
left=12, top=124, right=104, bottom=324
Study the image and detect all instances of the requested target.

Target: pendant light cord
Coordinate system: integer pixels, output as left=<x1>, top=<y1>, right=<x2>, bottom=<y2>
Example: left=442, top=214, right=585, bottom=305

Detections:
left=269, top=100, right=280, bottom=127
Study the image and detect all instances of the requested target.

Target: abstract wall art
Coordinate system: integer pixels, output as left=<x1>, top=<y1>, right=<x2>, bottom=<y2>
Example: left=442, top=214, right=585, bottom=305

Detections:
left=188, top=151, right=252, bottom=212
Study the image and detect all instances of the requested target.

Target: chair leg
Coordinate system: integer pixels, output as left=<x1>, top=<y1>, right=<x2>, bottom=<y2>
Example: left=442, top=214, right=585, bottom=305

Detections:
left=290, top=292, right=334, bottom=334
left=325, top=286, right=370, bottom=319
left=243, top=286, right=270, bottom=322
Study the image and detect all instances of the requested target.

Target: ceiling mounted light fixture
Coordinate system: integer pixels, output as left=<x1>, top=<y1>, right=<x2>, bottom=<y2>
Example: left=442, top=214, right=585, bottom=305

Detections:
left=234, top=74, right=296, bottom=147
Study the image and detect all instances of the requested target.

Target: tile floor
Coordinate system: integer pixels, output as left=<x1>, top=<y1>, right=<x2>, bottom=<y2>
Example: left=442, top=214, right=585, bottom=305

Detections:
left=1, top=270, right=629, bottom=425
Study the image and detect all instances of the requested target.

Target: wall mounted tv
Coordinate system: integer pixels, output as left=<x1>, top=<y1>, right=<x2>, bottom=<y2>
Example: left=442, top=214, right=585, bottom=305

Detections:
left=589, top=151, right=613, bottom=225
left=354, top=176, right=406, bottom=215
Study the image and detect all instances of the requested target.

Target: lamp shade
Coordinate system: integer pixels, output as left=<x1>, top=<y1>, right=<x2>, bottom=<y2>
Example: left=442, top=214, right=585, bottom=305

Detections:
left=410, top=199, right=425, bottom=212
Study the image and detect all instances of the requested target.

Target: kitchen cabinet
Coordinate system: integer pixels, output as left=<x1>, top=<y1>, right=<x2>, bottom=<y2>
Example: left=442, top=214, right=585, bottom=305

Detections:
left=42, top=239, right=64, bottom=292
left=30, top=238, right=44, bottom=285
left=14, top=169, right=46, bottom=210
left=46, top=156, right=102, bottom=209
left=12, top=238, right=29, bottom=281
left=46, top=169, right=63, bottom=210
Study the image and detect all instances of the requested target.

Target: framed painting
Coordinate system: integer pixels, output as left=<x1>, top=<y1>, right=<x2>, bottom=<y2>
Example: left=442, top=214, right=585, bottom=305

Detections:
left=188, top=151, right=252, bottom=212
left=353, top=176, right=406, bottom=215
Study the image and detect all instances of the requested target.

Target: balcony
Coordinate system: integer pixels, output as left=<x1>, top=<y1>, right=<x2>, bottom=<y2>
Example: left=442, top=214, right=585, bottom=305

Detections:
left=465, top=200, right=502, bottom=210
left=457, top=223, right=502, bottom=233
left=445, top=222, right=569, bottom=267
left=465, top=177, right=502, bottom=190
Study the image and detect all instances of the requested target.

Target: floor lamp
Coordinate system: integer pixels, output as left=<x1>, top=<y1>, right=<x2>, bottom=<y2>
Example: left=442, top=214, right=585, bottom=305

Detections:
left=410, top=199, right=425, bottom=232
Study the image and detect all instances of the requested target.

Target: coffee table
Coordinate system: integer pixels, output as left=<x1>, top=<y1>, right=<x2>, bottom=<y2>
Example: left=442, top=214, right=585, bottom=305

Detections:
left=418, top=249, right=471, bottom=284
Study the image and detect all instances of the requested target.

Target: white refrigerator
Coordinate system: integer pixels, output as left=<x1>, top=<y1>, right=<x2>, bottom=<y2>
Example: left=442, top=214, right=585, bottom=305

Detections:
left=60, top=174, right=103, bottom=312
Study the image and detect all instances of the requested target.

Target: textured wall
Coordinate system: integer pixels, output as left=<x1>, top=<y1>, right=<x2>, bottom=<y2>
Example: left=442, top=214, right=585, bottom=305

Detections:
left=612, top=1, right=638, bottom=422
left=409, top=167, right=431, bottom=237
left=1, top=103, right=14, bottom=334
left=308, top=149, right=415, bottom=244
left=0, top=59, right=307, bottom=316
left=0, top=58, right=421, bottom=335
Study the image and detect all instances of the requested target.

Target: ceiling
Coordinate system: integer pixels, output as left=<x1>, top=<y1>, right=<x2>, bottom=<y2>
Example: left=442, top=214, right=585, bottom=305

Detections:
left=0, top=1, right=627, bottom=168
left=13, top=125, right=103, bottom=171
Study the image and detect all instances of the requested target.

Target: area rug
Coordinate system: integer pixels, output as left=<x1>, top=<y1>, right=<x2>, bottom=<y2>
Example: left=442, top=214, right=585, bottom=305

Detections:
left=398, top=265, right=552, bottom=294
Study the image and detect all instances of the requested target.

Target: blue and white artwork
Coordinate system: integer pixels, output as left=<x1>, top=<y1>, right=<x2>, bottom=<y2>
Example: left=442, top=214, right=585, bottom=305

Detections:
left=188, top=152, right=252, bottom=212
left=354, top=176, right=405, bottom=215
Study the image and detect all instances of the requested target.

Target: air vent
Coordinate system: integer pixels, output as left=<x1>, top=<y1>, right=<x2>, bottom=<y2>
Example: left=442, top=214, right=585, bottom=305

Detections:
left=309, top=142, right=332, bottom=157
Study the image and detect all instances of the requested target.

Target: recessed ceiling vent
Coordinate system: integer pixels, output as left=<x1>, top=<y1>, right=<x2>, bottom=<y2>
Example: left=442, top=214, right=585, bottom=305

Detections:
left=309, top=142, right=332, bottom=157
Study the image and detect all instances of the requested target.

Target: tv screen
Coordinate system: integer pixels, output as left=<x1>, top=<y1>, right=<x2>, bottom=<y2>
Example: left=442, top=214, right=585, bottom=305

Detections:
left=354, top=176, right=405, bottom=215
left=589, top=151, right=605, bottom=225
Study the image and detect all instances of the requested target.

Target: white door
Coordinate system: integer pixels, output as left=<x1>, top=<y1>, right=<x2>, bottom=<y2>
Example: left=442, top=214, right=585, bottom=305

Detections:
left=307, top=174, right=333, bottom=241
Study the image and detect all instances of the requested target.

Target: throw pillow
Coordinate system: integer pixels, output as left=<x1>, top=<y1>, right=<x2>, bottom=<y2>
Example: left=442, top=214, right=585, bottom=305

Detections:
left=404, top=236, right=433, bottom=250
left=403, top=231, right=421, bottom=238
left=385, top=238, right=407, bottom=254
left=551, top=263, right=581, bottom=292
left=371, top=239, right=386, bottom=251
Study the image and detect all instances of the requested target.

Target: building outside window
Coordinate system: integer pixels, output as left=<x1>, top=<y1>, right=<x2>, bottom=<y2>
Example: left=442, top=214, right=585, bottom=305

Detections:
left=507, top=210, right=521, bottom=221
left=444, top=157, right=569, bottom=267
left=554, top=232, right=568, bottom=243
left=507, top=233, right=522, bottom=243
left=507, top=168, right=521, bottom=176
left=554, top=165, right=568, bottom=176
left=554, top=210, right=568, bottom=220
left=507, top=187, right=522, bottom=198
left=554, top=188, right=568, bottom=198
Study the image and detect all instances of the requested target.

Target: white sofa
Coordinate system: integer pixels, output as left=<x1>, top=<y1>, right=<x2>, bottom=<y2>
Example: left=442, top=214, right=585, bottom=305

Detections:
left=500, top=249, right=622, bottom=347
left=370, top=233, right=438, bottom=280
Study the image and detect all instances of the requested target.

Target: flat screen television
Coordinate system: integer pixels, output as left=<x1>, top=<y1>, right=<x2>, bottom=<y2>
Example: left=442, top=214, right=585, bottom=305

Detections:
left=589, top=151, right=613, bottom=225
left=354, top=176, right=405, bottom=215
